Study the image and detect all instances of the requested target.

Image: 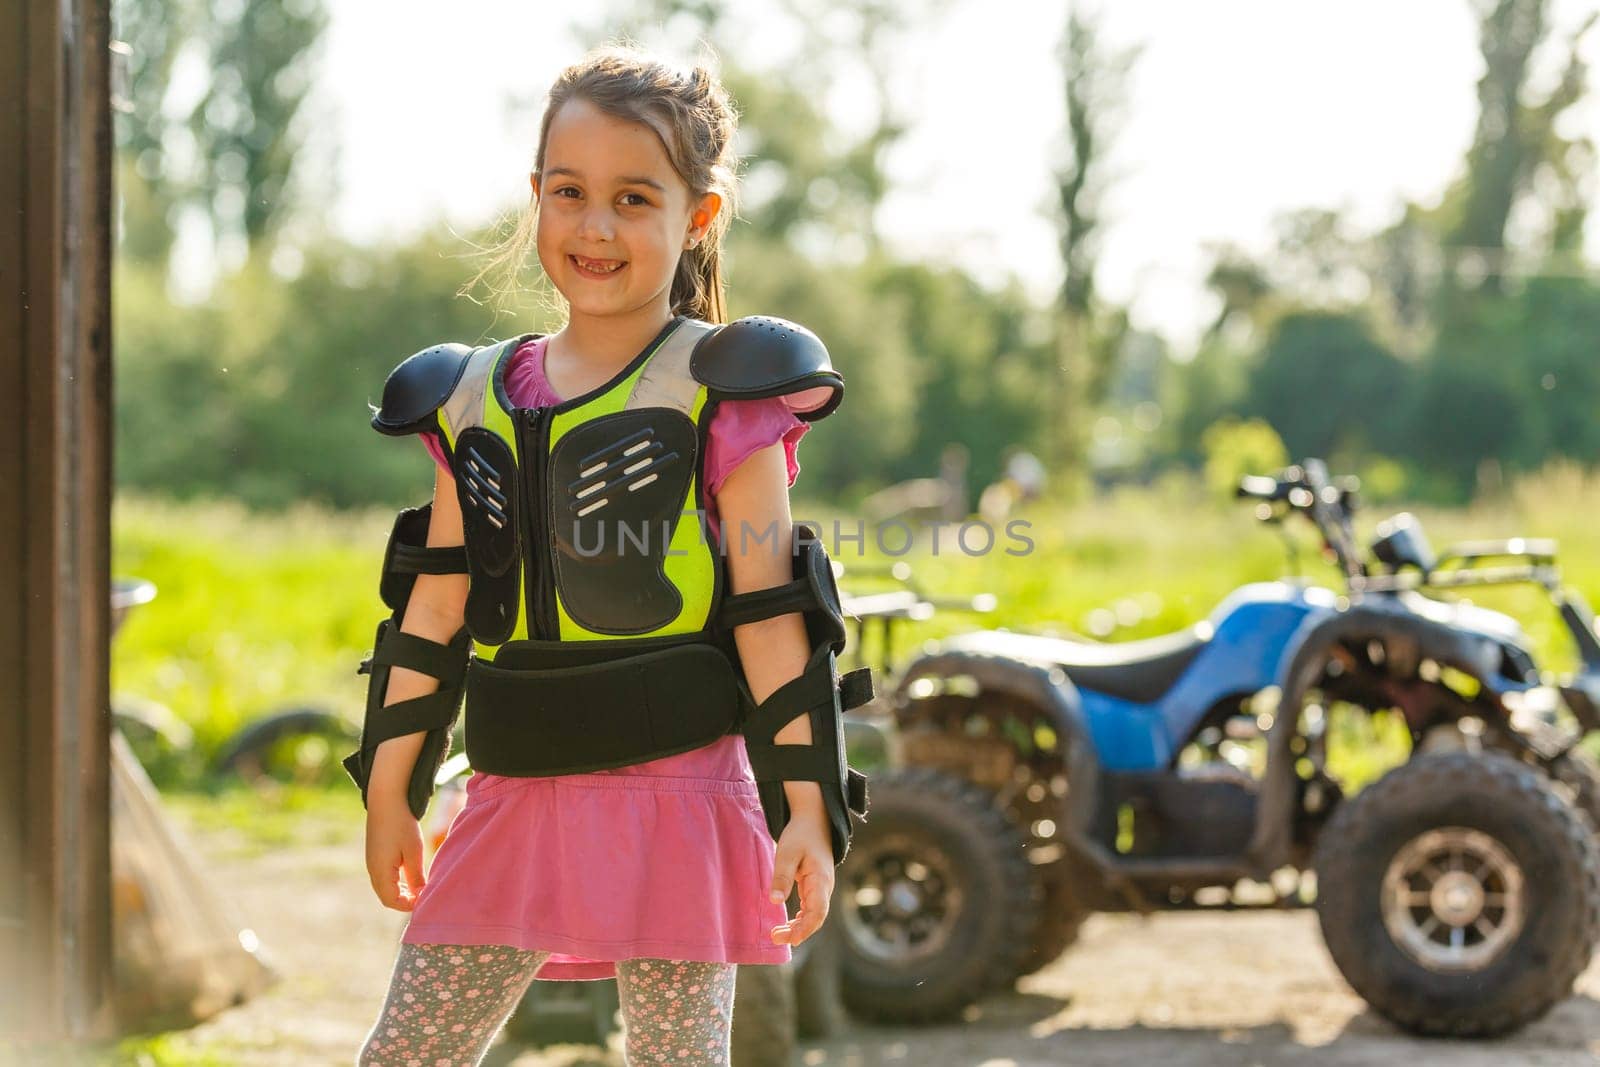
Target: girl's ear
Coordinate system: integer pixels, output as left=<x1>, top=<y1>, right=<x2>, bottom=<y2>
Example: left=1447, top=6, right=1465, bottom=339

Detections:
left=688, top=191, right=723, bottom=244
left=529, top=171, right=540, bottom=198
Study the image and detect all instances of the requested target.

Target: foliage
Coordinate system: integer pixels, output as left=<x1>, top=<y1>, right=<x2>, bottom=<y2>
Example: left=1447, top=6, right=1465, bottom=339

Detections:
left=112, top=0, right=327, bottom=267
left=107, top=0, right=1600, bottom=514
left=188, top=0, right=328, bottom=250
left=1049, top=4, right=1140, bottom=475
left=1444, top=0, right=1595, bottom=283
left=1413, top=277, right=1600, bottom=499
left=1201, top=418, right=1288, bottom=502
left=1244, top=311, right=1411, bottom=460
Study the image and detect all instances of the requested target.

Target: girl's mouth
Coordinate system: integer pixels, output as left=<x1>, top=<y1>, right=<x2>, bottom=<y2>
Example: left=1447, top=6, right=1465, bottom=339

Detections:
left=571, top=255, right=626, bottom=279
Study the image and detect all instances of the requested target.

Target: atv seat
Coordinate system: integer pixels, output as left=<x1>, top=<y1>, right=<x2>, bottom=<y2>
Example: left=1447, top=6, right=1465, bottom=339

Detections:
left=941, top=626, right=1212, bottom=705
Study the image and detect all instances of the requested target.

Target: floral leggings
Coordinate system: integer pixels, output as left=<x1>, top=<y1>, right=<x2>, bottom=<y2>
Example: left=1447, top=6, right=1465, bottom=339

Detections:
left=355, top=941, right=738, bottom=1066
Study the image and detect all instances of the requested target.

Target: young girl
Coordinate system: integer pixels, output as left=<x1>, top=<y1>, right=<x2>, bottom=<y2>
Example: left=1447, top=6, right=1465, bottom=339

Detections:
left=353, top=46, right=856, bottom=1066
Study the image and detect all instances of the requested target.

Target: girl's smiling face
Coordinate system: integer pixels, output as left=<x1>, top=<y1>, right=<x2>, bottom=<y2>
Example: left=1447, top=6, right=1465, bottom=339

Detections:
left=532, top=97, right=719, bottom=324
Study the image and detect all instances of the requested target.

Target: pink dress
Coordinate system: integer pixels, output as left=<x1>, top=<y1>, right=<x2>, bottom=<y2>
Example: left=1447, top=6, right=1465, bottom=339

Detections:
left=401, top=333, right=810, bottom=980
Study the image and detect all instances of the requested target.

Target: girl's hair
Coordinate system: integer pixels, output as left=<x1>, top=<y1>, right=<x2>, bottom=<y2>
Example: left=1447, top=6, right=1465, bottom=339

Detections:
left=468, top=44, right=741, bottom=324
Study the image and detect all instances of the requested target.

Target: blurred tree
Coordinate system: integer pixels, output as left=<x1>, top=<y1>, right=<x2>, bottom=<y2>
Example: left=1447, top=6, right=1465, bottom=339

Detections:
left=1051, top=3, right=1138, bottom=477
left=115, top=234, right=543, bottom=508
left=113, top=0, right=327, bottom=274
left=188, top=0, right=327, bottom=255
left=1412, top=276, right=1600, bottom=499
left=865, top=260, right=1054, bottom=493
left=111, top=0, right=190, bottom=267
left=1244, top=311, right=1410, bottom=461
left=1443, top=0, right=1595, bottom=292
left=1162, top=342, right=1248, bottom=468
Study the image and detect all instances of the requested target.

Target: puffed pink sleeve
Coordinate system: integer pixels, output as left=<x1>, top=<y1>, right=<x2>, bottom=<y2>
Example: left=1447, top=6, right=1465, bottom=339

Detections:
left=419, top=430, right=452, bottom=474
left=704, top=396, right=811, bottom=498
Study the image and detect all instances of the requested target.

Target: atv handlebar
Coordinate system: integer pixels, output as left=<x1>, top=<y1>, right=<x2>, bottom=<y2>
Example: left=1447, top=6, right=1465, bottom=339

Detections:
left=1237, top=468, right=1360, bottom=512
left=1239, top=460, right=1367, bottom=582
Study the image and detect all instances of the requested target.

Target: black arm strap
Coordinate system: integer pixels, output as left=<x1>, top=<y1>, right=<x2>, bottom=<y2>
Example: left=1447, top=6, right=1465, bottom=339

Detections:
left=358, top=688, right=464, bottom=746
left=391, top=542, right=468, bottom=576
left=368, top=625, right=471, bottom=683
left=346, top=499, right=475, bottom=821
left=741, top=664, right=874, bottom=757
left=343, top=618, right=473, bottom=820
left=739, top=648, right=873, bottom=865
left=742, top=663, right=838, bottom=780
left=718, top=578, right=811, bottom=630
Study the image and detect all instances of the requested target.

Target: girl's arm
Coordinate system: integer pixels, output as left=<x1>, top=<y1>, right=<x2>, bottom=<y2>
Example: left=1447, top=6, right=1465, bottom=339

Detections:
left=368, top=463, right=469, bottom=790
left=715, top=440, right=833, bottom=946
left=364, top=464, right=469, bottom=911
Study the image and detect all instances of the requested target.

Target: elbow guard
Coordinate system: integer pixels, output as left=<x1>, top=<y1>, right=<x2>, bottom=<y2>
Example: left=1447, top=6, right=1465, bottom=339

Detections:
left=722, top=528, right=873, bottom=865
left=342, top=504, right=473, bottom=820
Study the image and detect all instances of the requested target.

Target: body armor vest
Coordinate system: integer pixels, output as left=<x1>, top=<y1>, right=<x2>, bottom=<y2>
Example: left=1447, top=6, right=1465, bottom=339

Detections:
left=437, top=315, right=723, bottom=654
left=346, top=313, right=870, bottom=863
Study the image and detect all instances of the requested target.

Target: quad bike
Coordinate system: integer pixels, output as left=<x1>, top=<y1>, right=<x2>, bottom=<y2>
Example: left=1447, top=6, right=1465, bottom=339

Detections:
left=836, top=458, right=1600, bottom=1038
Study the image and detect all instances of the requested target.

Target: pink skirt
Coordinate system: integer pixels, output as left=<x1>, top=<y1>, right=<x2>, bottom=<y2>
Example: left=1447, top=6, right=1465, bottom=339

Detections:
left=401, top=734, right=794, bottom=981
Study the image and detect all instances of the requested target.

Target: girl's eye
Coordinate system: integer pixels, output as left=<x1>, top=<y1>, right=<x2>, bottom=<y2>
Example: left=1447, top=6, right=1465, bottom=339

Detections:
left=554, top=186, right=581, bottom=199
left=621, top=193, right=650, bottom=207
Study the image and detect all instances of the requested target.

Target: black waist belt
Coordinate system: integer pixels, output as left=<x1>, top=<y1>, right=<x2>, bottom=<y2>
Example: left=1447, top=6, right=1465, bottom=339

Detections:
left=463, top=635, right=746, bottom=776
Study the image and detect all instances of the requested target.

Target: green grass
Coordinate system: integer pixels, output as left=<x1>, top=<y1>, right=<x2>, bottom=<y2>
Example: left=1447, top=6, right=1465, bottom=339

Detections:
left=88, top=1033, right=238, bottom=1067
left=112, top=495, right=391, bottom=786
left=158, top=782, right=366, bottom=858
left=113, top=464, right=1600, bottom=796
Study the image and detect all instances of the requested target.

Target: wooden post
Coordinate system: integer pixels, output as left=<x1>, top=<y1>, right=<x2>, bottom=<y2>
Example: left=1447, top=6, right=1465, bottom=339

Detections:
left=0, top=0, right=116, bottom=1043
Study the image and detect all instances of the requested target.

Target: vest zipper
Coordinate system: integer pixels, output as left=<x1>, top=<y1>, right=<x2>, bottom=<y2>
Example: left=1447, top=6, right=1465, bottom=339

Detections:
left=519, top=406, right=555, bottom=640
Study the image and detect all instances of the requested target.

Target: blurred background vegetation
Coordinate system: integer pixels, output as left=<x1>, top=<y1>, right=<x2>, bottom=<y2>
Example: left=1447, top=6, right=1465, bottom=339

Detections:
left=108, top=0, right=1600, bottom=787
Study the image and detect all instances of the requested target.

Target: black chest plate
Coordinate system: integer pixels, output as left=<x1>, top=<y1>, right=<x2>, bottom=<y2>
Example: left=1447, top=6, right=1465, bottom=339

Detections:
left=549, top=408, right=701, bottom=634
left=452, top=406, right=704, bottom=644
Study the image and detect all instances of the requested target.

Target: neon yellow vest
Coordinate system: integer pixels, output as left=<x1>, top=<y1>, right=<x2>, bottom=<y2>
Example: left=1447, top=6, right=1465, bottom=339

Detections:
left=434, top=316, right=722, bottom=660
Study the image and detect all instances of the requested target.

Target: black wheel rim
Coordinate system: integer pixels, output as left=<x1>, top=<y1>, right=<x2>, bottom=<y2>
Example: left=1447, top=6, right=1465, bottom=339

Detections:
left=838, top=830, right=964, bottom=965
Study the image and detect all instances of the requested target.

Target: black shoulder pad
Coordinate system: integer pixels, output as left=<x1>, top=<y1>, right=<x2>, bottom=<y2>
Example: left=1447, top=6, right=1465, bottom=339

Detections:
left=371, top=343, right=474, bottom=436
left=689, top=316, right=844, bottom=422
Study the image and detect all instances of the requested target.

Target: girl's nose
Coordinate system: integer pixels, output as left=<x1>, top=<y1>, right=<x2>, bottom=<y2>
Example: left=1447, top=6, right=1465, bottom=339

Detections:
left=577, top=207, right=616, bottom=242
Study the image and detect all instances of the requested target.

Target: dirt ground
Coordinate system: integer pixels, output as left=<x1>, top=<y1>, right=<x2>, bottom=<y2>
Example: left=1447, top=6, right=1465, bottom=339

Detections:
left=112, top=814, right=1600, bottom=1066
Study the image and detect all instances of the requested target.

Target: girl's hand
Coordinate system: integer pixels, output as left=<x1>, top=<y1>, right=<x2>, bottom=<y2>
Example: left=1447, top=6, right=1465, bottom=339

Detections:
left=365, top=794, right=427, bottom=912
left=767, top=803, right=834, bottom=946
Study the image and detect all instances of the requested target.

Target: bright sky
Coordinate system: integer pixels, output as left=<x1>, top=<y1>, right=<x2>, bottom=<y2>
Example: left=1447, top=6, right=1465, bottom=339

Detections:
left=303, top=0, right=1600, bottom=351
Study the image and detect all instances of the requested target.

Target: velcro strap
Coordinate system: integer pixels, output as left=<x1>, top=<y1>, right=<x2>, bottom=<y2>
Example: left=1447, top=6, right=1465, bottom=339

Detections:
left=361, top=688, right=463, bottom=747
left=741, top=663, right=834, bottom=745
left=719, top=578, right=811, bottom=630
left=839, top=667, right=873, bottom=710
left=846, top=767, right=868, bottom=814
left=745, top=740, right=841, bottom=785
left=371, top=627, right=469, bottom=683
left=392, top=542, right=468, bottom=575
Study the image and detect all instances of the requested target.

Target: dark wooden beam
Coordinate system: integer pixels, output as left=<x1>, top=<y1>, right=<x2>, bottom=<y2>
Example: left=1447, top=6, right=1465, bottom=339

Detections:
left=1, top=0, right=116, bottom=1042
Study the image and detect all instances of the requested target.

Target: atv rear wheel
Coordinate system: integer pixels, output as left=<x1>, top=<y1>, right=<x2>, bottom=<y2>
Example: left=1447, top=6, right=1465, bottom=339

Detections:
left=1314, top=752, right=1600, bottom=1037
left=791, top=915, right=847, bottom=1039
left=835, top=767, right=1039, bottom=1023
left=1009, top=863, right=1085, bottom=980
left=730, top=963, right=795, bottom=1067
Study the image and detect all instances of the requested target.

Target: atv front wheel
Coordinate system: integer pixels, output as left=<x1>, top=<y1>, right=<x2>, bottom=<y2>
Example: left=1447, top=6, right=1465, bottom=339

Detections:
left=1314, top=752, right=1600, bottom=1037
left=835, top=767, right=1039, bottom=1022
left=1548, top=747, right=1600, bottom=831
